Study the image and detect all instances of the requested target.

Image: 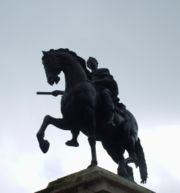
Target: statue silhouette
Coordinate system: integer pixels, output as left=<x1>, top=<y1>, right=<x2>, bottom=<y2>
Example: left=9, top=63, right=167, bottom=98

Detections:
left=36, top=48, right=147, bottom=183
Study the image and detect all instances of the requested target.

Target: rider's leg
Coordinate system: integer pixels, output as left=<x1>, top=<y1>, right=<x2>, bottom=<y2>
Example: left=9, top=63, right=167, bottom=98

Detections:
left=66, top=129, right=80, bottom=147
left=102, top=88, right=115, bottom=127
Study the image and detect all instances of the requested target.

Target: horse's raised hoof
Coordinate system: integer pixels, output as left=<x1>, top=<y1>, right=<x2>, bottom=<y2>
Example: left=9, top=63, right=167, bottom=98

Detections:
left=65, top=140, right=79, bottom=147
left=39, top=139, right=50, bottom=153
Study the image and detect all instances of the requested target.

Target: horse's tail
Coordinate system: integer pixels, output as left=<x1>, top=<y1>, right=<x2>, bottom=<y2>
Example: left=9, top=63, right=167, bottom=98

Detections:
left=135, top=138, right=148, bottom=183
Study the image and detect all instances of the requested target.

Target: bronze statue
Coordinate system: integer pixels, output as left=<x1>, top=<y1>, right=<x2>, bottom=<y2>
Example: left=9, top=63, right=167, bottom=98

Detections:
left=36, top=48, right=148, bottom=183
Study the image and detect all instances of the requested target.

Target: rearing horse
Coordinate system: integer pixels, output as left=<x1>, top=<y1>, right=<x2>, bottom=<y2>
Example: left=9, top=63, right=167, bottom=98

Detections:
left=36, top=48, right=147, bottom=183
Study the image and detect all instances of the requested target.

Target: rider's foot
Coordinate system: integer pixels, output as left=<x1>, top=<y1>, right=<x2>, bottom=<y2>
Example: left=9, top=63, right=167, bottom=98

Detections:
left=65, top=140, right=79, bottom=147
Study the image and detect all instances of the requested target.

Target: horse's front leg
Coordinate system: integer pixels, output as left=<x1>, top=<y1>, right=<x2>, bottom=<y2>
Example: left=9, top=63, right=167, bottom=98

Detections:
left=36, top=115, right=69, bottom=153
left=87, top=109, right=97, bottom=167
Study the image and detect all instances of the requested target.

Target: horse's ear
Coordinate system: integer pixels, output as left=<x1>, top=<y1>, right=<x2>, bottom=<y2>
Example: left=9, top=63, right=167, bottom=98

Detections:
left=42, top=51, right=46, bottom=55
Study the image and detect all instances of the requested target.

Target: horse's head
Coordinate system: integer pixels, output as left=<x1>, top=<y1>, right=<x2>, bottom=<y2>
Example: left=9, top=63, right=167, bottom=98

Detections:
left=42, top=49, right=62, bottom=85
left=42, top=48, right=89, bottom=85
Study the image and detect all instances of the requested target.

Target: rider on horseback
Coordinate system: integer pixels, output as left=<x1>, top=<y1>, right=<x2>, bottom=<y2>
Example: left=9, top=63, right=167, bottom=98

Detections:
left=65, top=57, right=126, bottom=147
left=87, top=57, right=119, bottom=127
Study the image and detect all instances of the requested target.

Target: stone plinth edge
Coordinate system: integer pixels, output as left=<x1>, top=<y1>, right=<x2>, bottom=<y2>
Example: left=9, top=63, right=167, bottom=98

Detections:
left=35, top=166, right=155, bottom=193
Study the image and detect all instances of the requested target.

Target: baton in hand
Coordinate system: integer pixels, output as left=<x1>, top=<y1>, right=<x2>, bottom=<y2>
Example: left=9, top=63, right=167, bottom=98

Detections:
left=36, top=90, right=64, bottom=96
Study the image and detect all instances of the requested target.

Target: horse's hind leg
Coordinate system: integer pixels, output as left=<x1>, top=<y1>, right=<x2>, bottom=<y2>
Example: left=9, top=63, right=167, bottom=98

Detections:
left=118, top=158, right=134, bottom=182
left=125, top=136, right=138, bottom=166
left=37, top=115, right=69, bottom=153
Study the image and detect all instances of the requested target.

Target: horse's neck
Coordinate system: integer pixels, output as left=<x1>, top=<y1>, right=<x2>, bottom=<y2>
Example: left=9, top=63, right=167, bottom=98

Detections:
left=63, top=61, right=88, bottom=91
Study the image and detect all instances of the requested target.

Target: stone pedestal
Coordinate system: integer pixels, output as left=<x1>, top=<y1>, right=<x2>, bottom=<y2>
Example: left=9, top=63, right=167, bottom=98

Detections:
left=35, top=166, right=155, bottom=193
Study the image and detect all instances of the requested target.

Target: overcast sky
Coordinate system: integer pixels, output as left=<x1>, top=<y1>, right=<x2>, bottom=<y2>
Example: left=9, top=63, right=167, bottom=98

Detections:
left=0, top=0, right=180, bottom=193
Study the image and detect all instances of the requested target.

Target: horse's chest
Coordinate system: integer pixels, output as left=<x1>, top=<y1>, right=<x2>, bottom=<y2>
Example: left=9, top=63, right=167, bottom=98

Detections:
left=61, top=92, right=89, bottom=122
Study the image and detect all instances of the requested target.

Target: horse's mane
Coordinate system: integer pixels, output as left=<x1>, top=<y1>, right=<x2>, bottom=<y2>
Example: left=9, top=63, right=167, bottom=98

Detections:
left=55, top=48, right=91, bottom=78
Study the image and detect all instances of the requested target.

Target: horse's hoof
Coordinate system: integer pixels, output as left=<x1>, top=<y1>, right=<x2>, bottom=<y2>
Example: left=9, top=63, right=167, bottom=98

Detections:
left=87, top=161, right=97, bottom=168
left=40, top=140, right=50, bottom=153
left=141, top=180, right=146, bottom=184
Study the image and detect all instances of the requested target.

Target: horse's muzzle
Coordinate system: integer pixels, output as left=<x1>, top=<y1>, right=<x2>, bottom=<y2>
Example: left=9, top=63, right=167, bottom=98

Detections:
left=48, top=75, right=60, bottom=85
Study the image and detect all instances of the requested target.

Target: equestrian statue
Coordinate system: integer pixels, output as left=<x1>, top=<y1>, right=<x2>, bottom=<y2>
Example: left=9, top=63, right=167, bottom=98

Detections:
left=36, top=48, right=148, bottom=183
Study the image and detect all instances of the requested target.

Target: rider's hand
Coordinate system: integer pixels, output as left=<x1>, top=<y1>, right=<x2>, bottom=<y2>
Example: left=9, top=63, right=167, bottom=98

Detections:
left=52, top=90, right=60, bottom=97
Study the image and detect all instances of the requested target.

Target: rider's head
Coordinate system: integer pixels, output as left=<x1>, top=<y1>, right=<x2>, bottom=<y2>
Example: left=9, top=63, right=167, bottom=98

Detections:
left=87, top=57, right=98, bottom=72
